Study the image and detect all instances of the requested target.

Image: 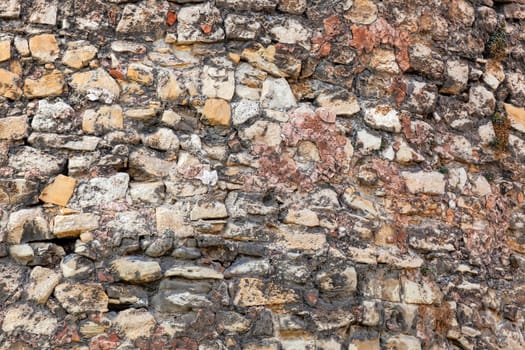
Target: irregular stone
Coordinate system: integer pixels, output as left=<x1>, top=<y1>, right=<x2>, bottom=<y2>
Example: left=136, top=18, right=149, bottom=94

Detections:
left=224, top=258, right=271, bottom=278
left=129, top=181, right=165, bottom=204
left=28, top=242, right=65, bottom=267
left=402, top=278, right=442, bottom=304
left=190, top=201, right=228, bottom=220
left=9, top=244, right=34, bottom=265
left=356, top=129, right=381, bottom=152
left=504, top=103, right=525, bottom=133
left=165, top=265, right=224, bottom=279
left=449, top=0, right=475, bottom=26
left=29, top=0, right=57, bottom=25
left=62, top=42, right=98, bottom=69
left=217, top=0, right=278, bottom=11
left=0, top=116, right=28, bottom=140
left=60, top=254, right=94, bottom=279
left=469, top=85, right=495, bottom=118
left=278, top=0, right=307, bottom=14
left=405, top=80, right=438, bottom=115
left=506, top=72, right=525, bottom=106
left=7, top=207, right=50, bottom=244
left=106, top=284, right=148, bottom=308
left=503, top=3, right=525, bottom=19
left=8, top=146, right=65, bottom=177
left=316, top=90, right=360, bottom=116
left=70, top=68, right=121, bottom=103
left=316, top=266, right=357, bottom=293
left=127, top=63, right=154, bottom=86
left=53, top=213, right=99, bottom=238
left=111, top=41, right=147, bottom=54
left=260, top=77, right=297, bottom=110
left=385, top=335, right=421, bottom=350
left=345, top=0, right=378, bottom=24
left=440, top=60, right=469, bottom=95
left=156, top=204, right=194, bottom=238
left=113, top=309, right=156, bottom=340
left=0, top=0, right=20, bottom=19
left=202, top=98, right=231, bottom=126
left=284, top=208, right=319, bottom=227
left=111, top=256, right=162, bottom=283
left=28, top=133, right=100, bottom=151
left=157, top=69, right=186, bottom=102
left=241, top=120, right=282, bottom=148
left=14, top=36, right=29, bottom=56
left=408, top=44, right=444, bottom=80
left=225, top=14, right=261, bottom=40
left=82, top=105, right=123, bottom=134
left=116, top=2, right=167, bottom=34
left=0, top=179, right=39, bottom=206
left=0, top=39, right=10, bottom=62
left=233, top=277, right=298, bottom=307
left=267, top=17, right=311, bottom=50
left=26, top=266, right=61, bottom=304
left=2, top=304, right=58, bottom=336
left=28, top=34, right=59, bottom=63
left=364, top=275, right=401, bottom=302
left=32, top=99, right=75, bottom=133
left=232, top=99, right=260, bottom=125
left=402, top=171, right=445, bottom=195
left=177, top=3, right=225, bottom=44
left=154, top=291, right=212, bottom=311
left=0, top=263, right=26, bottom=303
left=70, top=173, right=129, bottom=208
left=54, top=282, right=108, bottom=313
left=202, top=60, right=234, bottom=97
left=39, top=175, right=76, bottom=207
left=219, top=311, right=252, bottom=332
left=369, top=48, right=400, bottom=74
left=273, top=227, right=327, bottom=252
left=241, top=45, right=301, bottom=79
left=483, top=60, right=505, bottom=90
left=0, top=68, right=22, bottom=100
left=129, top=149, right=174, bottom=180
left=142, top=128, right=180, bottom=151
left=364, top=105, right=401, bottom=132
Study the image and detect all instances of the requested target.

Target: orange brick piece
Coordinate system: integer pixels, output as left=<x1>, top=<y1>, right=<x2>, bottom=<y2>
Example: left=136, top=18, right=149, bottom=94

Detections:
left=39, top=175, right=76, bottom=207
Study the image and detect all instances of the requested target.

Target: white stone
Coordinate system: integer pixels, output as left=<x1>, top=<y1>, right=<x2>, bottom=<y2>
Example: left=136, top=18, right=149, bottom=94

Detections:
left=402, top=171, right=445, bottom=195
left=113, top=309, right=156, bottom=340
left=471, top=175, right=492, bottom=196
left=232, top=99, right=260, bottom=125
left=2, top=304, right=58, bottom=335
left=364, top=105, right=402, bottom=132
left=268, top=17, right=311, bottom=50
left=260, top=77, right=297, bottom=110
left=165, top=265, right=224, bottom=279
left=357, top=130, right=381, bottom=152
left=26, top=267, right=62, bottom=304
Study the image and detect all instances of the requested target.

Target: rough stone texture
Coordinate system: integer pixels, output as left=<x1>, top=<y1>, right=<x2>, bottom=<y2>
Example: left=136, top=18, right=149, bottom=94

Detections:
left=0, top=1, right=524, bottom=349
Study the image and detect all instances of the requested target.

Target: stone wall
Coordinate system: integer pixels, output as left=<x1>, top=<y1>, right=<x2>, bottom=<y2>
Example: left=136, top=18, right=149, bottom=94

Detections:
left=1, top=0, right=525, bottom=349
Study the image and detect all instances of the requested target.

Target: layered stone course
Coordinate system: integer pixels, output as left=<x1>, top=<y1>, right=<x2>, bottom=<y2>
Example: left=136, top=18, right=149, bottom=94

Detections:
left=1, top=0, right=525, bottom=349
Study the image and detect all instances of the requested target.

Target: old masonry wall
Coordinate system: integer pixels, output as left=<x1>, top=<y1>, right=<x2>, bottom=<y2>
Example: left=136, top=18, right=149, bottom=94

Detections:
left=1, top=0, right=525, bottom=349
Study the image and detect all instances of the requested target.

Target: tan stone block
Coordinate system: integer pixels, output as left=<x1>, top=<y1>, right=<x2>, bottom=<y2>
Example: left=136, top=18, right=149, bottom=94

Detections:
left=348, top=338, right=380, bottom=350
left=284, top=208, right=319, bottom=227
left=62, top=44, right=97, bottom=69
left=504, top=103, right=525, bottom=133
left=23, top=70, right=64, bottom=99
left=29, top=34, right=59, bottom=62
left=39, top=174, right=76, bottom=206
left=82, top=105, right=123, bottom=134
left=0, top=116, right=28, bottom=140
left=54, top=283, right=108, bottom=314
left=127, top=63, right=154, bottom=86
left=0, top=68, right=22, bottom=100
left=202, top=98, right=231, bottom=126
left=157, top=69, right=185, bottom=101
left=113, top=309, right=156, bottom=340
left=26, top=266, right=61, bottom=304
left=0, top=40, right=11, bottom=62
left=53, top=213, right=99, bottom=238
left=70, top=68, right=121, bottom=102
left=233, top=277, right=298, bottom=307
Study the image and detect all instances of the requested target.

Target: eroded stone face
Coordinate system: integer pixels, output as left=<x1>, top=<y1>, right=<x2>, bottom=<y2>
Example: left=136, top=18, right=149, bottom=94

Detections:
left=0, top=1, right=524, bottom=349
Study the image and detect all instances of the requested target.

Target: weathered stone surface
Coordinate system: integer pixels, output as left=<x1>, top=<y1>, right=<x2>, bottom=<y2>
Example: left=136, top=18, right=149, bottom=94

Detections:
left=39, top=175, right=76, bottom=207
left=233, top=277, right=298, bottom=307
left=70, top=68, right=121, bottom=103
left=0, top=40, right=11, bottom=62
left=504, top=103, right=525, bottom=133
left=9, top=244, right=34, bottom=265
left=177, top=3, right=225, bottom=44
left=62, top=42, right=98, bottom=69
left=54, top=282, right=108, bottom=313
left=0, top=0, right=20, bottom=19
left=7, top=207, right=50, bottom=244
left=284, top=208, right=319, bottom=227
left=385, top=335, right=421, bottom=350
left=202, top=98, right=231, bottom=126
left=402, top=171, right=445, bottom=195
left=0, top=68, right=22, bottom=100
left=165, top=265, right=224, bottom=279
left=0, top=116, right=28, bottom=140
left=9, top=146, right=65, bottom=176
left=32, top=99, right=75, bottom=133
left=26, top=266, right=61, bottom=304
left=0, top=179, right=39, bottom=206
left=111, top=256, right=162, bottom=283
left=261, top=77, right=297, bottom=110
left=113, top=309, right=156, bottom=340
left=2, top=304, right=58, bottom=335
left=29, top=0, right=57, bottom=25
left=53, top=213, right=99, bottom=238
left=190, top=201, right=228, bottom=220
left=364, top=105, right=401, bottom=132
left=82, top=105, right=123, bottom=134
left=316, top=90, right=360, bottom=116
left=28, top=34, right=59, bottom=62
left=70, top=173, right=129, bottom=208
left=116, top=2, right=167, bottom=34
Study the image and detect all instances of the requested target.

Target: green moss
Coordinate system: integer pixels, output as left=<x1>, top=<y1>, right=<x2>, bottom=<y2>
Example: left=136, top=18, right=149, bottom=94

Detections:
left=487, top=24, right=507, bottom=60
